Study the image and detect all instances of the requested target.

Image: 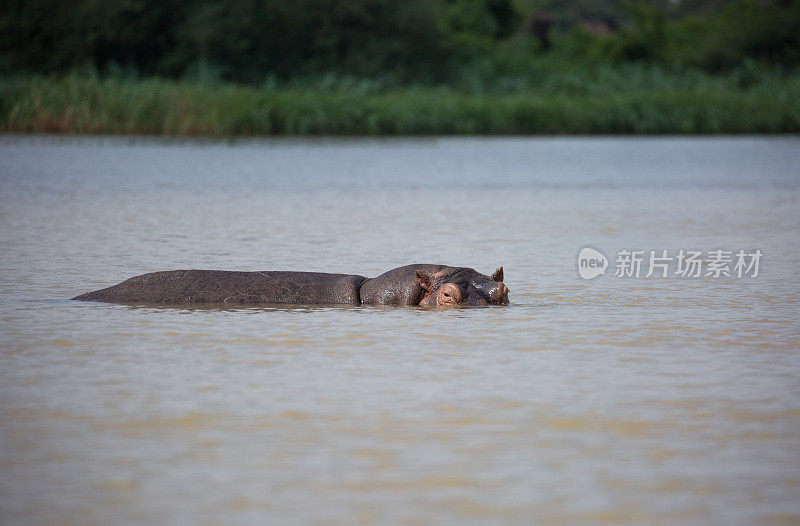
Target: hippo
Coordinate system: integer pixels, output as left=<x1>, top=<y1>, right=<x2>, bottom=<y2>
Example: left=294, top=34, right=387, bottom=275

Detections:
left=72, top=264, right=510, bottom=307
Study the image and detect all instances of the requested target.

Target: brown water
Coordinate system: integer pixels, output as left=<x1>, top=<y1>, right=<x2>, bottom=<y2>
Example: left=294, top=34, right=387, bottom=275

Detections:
left=1, top=135, right=799, bottom=525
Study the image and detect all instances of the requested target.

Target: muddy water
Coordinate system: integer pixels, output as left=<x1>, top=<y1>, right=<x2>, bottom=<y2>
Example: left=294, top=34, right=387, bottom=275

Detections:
left=1, top=135, right=799, bottom=525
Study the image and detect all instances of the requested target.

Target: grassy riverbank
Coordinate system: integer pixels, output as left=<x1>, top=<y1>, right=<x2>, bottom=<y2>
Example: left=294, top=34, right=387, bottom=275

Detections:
left=2, top=73, right=799, bottom=135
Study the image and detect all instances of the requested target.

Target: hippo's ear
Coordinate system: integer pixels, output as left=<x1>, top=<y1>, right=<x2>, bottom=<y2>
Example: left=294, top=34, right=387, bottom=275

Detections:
left=415, top=269, right=433, bottom=293
left=490, top=267, right=504, bottom=282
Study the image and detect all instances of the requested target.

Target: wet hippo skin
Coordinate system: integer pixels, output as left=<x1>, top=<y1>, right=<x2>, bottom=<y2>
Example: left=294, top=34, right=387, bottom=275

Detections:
left=73, top=264, right=510, bottom=307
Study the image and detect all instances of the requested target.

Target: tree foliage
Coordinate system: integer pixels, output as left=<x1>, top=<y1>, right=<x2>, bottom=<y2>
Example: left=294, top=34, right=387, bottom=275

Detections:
left=1, top=0, right=797, bottom=83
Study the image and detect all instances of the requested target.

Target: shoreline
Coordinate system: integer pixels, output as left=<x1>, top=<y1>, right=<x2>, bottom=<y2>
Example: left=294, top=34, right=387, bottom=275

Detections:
left=3, top=75, right=799, bottom=136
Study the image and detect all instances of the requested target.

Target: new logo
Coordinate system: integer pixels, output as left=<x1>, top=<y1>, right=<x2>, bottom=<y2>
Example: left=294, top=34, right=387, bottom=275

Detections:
left=578, top=247, right=608, bottom=280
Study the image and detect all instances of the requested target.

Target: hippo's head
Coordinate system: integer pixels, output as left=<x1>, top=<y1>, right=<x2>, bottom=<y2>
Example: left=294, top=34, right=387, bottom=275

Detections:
left=416, top=267, right=509, bottom=307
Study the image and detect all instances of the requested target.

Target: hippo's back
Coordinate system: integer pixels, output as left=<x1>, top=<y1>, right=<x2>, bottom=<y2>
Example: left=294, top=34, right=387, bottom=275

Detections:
left=72, top=270, right=367, bottom=305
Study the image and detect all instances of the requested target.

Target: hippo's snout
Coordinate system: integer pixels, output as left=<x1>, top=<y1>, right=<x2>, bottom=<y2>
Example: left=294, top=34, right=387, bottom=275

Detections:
left=491, top=282, right=510, bottom=304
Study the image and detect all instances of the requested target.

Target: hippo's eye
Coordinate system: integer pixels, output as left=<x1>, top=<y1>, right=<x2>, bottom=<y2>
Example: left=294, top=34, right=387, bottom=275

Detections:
left=437, top=283, right=461, bottom=306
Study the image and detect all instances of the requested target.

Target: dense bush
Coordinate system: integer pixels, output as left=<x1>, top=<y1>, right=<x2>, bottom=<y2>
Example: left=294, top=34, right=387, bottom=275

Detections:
left=0, top=0, right=491, bottom=82
left=1, top=0, right=798, bottom=135
left=1, top=0, right=798, bottom=86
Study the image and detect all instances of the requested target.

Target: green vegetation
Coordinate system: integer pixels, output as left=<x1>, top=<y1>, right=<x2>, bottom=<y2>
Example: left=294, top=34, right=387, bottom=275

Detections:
left=1, top=0, right=799, bottom=135
left=4, top=70, right=797, bottom=135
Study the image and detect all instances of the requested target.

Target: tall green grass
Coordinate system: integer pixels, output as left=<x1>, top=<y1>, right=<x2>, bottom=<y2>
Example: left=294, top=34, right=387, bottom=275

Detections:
left=2, top=73, right=799, bottom=135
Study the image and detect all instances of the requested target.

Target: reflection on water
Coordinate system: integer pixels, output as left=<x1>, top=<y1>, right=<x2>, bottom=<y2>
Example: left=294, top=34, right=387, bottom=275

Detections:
left=1, top=135, right=799, bottom=524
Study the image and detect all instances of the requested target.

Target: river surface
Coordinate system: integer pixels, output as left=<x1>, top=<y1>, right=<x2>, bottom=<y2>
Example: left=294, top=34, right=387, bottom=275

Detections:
left=1, top=135, right=799, bottom=525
